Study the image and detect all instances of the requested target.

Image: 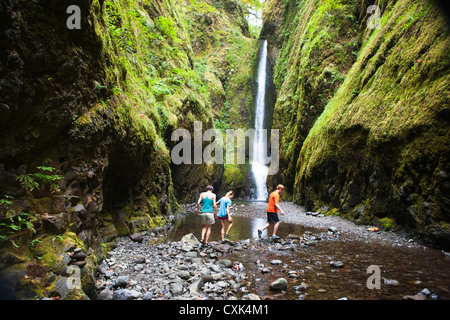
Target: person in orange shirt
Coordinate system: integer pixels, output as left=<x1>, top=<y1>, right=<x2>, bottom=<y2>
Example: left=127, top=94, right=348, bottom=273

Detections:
left=258, top=184, right=285, bottom=239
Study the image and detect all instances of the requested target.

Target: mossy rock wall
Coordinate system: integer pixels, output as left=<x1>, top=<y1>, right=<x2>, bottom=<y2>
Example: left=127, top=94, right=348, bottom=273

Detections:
left=263, top=0, right=450, bottom=248
left=262, top=0, right=366, bottom=195
left=0, top=0, right=258, bottom=298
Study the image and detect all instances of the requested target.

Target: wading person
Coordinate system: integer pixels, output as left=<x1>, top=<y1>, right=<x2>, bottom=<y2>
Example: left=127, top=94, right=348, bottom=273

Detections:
left=197, top=185, right=217, bottom=247
left=258, top=184, right=285, bottom=240
left=216, top=190, right=234, bottom=243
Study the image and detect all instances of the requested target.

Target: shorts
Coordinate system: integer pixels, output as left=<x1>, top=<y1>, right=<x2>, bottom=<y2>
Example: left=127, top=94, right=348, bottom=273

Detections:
left=200, top=212, right=215, bottom=225
left=267, top=211, right=280, bottom=223
left=218, top=216, right=230, bottom=221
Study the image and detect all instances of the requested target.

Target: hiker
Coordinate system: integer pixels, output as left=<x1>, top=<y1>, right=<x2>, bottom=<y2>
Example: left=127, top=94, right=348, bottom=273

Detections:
left=196, top=185, right=217, bottom=247
left=258, top=184, right=285, bottom=240
left=216, top=190, right=234, bottom=243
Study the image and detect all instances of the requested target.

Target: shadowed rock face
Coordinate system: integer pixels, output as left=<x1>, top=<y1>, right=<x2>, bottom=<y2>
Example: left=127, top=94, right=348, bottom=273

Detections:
left=261, top=0, right=450, bottom=249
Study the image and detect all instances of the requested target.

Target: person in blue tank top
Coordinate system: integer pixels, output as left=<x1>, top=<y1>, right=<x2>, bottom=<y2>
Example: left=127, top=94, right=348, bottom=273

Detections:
left=216, top=190, right=234, bottom=243
left=196, top=185, right=217, bottom=247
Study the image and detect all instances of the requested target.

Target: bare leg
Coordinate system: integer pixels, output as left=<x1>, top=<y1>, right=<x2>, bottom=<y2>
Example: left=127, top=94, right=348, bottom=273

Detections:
left=226, top=220, right=233, bottom=235
left=272, top=221, right=281, bottom=237
left=201, top=224, right=207, bottom=241
left=205, top=224, right=212, bottom=244
left=220, top=220, right=225, bottom=241
left=261, top=222, right=271, bottom=232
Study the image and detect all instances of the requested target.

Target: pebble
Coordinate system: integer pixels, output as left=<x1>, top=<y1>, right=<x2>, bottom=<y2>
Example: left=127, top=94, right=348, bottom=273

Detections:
left=329, top=261, right=344, bottom=268
left=96, top=234, right=247, bottom=300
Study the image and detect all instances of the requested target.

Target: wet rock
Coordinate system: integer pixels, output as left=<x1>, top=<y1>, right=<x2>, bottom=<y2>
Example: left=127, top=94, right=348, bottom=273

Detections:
left=330, top=261, right=344, bottom=268
left=260, top=267, right=271, bottom=273
left=294, top=282, right=307, bottom=292
left=420, top=288, right=431, bottom=296
left=211, top=243, right=234, bottom=253
left=383, top=278, right=399, bottom=286
left=402, top=294, right=426, bottom=300
left=218, top=259, right=232, bottom=268
left=270, top=278, right=288, bottom=290
left=247, top=293, right=261, bottom=300
left=134, top=257, right=146, bottom=264
left=328, top=227, right=338, bottom=233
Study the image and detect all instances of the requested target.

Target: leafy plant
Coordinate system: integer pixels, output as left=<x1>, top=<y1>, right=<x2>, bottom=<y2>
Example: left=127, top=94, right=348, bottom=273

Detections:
left=17, top=166, right=63, bottom=193
left=154, top=16, right=179, bottom=42
left=0, top=195, right=37, bottom=247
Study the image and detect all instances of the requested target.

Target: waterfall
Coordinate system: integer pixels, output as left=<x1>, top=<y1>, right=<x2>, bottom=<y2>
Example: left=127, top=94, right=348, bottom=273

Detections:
left=251, top=40, right=269, bottom=200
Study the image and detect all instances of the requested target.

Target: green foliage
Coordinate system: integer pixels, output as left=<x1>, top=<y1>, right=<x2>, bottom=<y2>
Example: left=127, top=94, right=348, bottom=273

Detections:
left=17, top=166, right=63, bottom=193
left=0, top=195, right=36, bottom=247
left=155, top=16, right=179, bottom=42
left=378, top=217, right=397, bottom=230
left=222, top=164, right=247, bottom=191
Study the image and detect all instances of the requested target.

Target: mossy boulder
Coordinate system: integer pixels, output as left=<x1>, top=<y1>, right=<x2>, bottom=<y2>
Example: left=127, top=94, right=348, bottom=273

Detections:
left=288, top=0, right=450, bottom=249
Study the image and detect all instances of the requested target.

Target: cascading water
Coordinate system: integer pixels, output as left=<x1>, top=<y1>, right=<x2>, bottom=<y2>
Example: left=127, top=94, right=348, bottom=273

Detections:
left=251, top=40, right=269, bottom=200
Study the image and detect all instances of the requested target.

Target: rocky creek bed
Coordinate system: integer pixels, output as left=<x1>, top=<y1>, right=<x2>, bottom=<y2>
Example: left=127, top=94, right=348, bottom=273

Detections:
left=94, top=201, right=450, bottom=300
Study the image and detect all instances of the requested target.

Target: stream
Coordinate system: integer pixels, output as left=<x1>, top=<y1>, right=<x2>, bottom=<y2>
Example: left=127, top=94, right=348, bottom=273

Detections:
left=96, top=201, right=450, bottom=300
left=163, top=201, right=450, bottom=300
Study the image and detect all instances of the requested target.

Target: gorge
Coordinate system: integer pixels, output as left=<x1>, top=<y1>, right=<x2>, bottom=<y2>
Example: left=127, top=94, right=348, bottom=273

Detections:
left=0, top=0, right=449, bottom=300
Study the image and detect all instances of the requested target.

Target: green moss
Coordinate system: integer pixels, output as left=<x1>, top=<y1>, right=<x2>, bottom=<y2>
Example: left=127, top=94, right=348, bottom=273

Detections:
left=221, top=164, right=248, bottom=193
left=378, top=217, right=397, bottom=230
left=33, top=232, right=84, bottom=272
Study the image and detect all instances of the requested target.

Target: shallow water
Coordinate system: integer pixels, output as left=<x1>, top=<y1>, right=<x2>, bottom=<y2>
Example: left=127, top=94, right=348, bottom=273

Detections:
left=167, top=202, right=450, bottom=300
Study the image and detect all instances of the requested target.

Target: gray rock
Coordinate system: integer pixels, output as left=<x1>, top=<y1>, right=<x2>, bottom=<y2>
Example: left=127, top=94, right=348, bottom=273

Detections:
left=54, top=276, right=71, bottom=299
left=328, top=227, right=338, bottom=233
left=185, top=251, right=198, bottom=258
left=330, top=261, right=344, bottom=268
left=130, top=233, right=144, bottom=243
left=71, top=252, right=87, bottom=260
left=270, top=259, right=282, bottom=265
left=170, top=282, right=184, bottom=296
left=181, top=233, right=200, bottom=245
left=294, top=282, right=307, bottom=292
left=134, top=264, right=143, bottom=272
left=247, top=293, right=261, bottom=300
left=113, top=289, right=142, bottom=300
left=177, top=271, right=190, bottom=280
left=270, top=278, right=288, bottom=290
left=99, top=288, right=114, bottom=300
left=134, top=256, right=146, bottom=264
left=188, top=279, right=203, bottom=294
left=218, top=259, right=232, bottom=268
left=143, top=292, right=153, bottom=300
left=113, top=275, right=129, bottom=288
left=383, top=278, right=399, bottom=286
left=420, top=288, right=431, bottom=296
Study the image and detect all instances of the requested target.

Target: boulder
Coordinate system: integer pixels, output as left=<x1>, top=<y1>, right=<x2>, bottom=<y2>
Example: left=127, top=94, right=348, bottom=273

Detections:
left=130, top=233, right=144, bottom=243
left=270, top=278, right=288, bottom=290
